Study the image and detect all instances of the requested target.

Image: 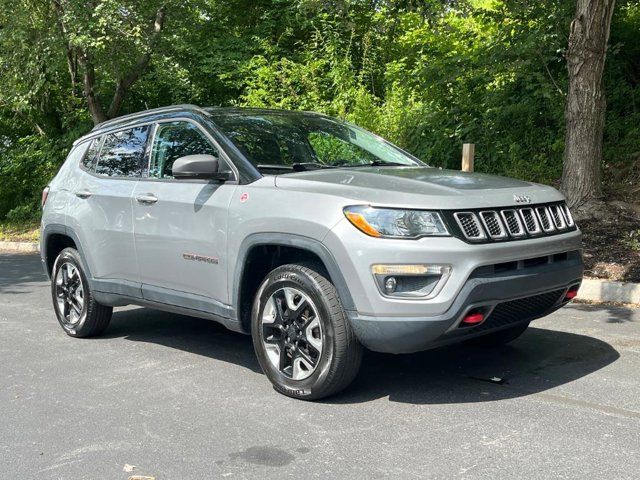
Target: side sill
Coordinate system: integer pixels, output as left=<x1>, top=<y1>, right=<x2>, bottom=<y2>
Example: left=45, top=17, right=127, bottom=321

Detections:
left=93, top=292, right=245, bottom=334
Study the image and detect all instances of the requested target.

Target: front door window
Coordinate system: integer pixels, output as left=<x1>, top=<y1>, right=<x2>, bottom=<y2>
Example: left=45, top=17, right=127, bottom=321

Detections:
left=149, top=122, right=220, bottom=179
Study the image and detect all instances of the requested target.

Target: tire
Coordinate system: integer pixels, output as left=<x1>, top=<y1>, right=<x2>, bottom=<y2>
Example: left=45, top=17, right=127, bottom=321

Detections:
left=51, top=247, right=112, bottom=337
left=251, top=263, right=362, bottom=400
left=468, top=321, right=530, bottom=347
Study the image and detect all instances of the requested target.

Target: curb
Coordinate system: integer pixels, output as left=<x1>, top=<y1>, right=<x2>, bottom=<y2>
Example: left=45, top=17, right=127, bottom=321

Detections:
left=0, top=241, right=637, bottom=305
left=0, top=241, right=40, bottom=253
left=577, top=278, right=640, bottom=305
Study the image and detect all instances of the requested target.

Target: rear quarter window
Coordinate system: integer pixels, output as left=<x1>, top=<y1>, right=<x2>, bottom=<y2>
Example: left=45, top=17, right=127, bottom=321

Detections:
left=95, top=126, right=150, bottom=178
left=81, top=137, right=102, bottom=171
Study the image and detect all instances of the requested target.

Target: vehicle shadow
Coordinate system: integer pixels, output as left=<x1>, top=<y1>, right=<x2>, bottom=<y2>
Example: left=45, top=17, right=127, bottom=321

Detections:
left=105, top=306, right=620, bottom=405
left=0, top=253, right=46, bottom=294
left=105, top=307, right=262, bottom=373
left=332, top=327, right=619, bottom=405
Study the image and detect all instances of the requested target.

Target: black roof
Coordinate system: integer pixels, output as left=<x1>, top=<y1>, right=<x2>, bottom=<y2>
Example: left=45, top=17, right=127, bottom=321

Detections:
left=90, top=104, right=209, bottom=132
left=79, top=104, right=332, bottom=183
left=89, top=104, right=328, bottom=134
left=76, top=104, right=334, bottom=148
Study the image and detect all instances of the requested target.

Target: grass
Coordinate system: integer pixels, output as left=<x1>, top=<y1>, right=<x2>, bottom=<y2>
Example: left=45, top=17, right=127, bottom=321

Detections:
left=0, top=221, right=40, bottom=242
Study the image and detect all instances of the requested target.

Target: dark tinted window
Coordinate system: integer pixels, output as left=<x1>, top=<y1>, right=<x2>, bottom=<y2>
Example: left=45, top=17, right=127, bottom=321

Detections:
left=95, top=126, right=149, bottom=177
left=81, top=137, right=101, bottom=171
left=149, top=122, right=219, bottom=179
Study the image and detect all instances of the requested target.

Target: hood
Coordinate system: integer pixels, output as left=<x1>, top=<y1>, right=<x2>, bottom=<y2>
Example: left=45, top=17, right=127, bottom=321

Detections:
left=274, top=166, right=563, bottom=209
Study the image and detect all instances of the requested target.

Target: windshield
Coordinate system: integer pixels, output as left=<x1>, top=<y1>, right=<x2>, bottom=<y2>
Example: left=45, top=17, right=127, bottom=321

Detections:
left=208, top=111, right=424, bottom=174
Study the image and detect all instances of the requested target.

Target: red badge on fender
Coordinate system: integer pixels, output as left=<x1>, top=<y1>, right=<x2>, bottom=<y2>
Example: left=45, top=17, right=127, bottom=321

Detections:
left=240, top=192, right=249, bottom=203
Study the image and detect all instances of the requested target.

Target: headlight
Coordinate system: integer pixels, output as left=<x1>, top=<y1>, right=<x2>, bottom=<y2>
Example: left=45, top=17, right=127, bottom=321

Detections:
left=343, top=206, right=449, bottom=238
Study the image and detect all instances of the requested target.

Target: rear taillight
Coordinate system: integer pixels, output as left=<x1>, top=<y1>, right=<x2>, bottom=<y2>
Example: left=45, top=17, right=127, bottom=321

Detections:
left=42, top=186, right=50, bottom=208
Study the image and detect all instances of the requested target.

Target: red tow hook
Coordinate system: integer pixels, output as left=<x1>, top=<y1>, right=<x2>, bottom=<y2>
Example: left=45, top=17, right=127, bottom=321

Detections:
left=565, top=286, right=579, bottom=301
left=461, top=311, right=485, bottom=326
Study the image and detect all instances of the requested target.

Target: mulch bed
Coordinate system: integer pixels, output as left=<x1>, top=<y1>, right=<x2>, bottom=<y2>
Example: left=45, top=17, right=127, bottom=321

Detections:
left=580, top=214, right=640, bottom=283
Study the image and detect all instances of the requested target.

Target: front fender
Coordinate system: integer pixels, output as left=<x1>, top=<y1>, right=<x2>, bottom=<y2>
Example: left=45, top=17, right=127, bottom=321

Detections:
left=231, top=233, right=356, bottom=331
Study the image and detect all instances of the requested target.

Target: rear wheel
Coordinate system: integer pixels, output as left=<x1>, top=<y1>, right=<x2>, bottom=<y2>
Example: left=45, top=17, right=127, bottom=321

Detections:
left=468, top=321, right=530, bottom=347
left=51, top=248, right=112, bottom=337
left=252, top=263, right=362, bottom=400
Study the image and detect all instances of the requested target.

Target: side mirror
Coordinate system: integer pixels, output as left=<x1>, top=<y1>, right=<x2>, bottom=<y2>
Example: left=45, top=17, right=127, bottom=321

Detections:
left=172, top=154, right=230, bottom=181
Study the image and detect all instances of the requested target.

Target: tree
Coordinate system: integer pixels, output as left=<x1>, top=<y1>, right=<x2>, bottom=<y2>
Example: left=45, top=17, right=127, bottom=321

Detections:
left=561, top=0, right=616, bottom=207
left=1, top=0, right=639, bottom=221
left=52, top=1, right=167, bottom=125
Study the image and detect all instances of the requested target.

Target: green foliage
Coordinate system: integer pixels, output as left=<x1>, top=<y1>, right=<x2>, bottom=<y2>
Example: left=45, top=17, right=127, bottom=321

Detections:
left=623, top=229, right=640, bottom=252
left=0, top=0, right=638, bottom=222
left=0, top=132, right=67, bottom=219
left=239, top=1, right=576, bottom=183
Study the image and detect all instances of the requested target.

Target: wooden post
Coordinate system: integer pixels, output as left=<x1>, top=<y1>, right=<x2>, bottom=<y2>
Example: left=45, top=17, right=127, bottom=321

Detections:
left=461, top=143, right=475, bottom=172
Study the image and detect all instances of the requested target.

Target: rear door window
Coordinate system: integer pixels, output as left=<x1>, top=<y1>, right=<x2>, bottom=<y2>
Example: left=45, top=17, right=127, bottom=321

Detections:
left=95, top=126, right=149, bottom=178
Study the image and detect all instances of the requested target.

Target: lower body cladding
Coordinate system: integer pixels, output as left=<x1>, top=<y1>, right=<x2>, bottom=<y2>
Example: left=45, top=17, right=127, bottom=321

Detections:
left=345, top=252, right=583, bottom=354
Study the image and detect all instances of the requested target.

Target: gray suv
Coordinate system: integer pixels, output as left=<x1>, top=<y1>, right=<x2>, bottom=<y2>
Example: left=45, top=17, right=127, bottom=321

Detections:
left=41, top=104, right=583, bottom=399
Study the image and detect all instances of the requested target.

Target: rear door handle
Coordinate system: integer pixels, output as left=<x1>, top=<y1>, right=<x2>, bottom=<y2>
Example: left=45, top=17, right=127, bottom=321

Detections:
left=75, top=189, right=92, bottom=199
left=135, top=194, right=158, bottom=205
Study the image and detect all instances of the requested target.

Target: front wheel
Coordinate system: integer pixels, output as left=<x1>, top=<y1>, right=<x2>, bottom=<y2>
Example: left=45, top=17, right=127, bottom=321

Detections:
left=251, top=263, right=362, bottom=400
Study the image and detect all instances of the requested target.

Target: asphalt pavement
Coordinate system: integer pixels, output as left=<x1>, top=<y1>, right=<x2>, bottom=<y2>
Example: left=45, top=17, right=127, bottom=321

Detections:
left=1, top=253, right=639, bottom=479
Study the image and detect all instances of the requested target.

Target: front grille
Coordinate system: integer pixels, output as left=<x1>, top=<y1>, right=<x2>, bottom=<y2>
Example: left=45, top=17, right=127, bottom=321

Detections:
left=479, top=211, right=507, bottom=239
left=548, top=204, right=566, bottom=229
left=520, top=208, right=541, bottom=234
left=453, top=212, right=485, bottom=241
left=469, top=250, right=581, bottom=278
left=501, top=210, right=525, bottom=237
left=536, top=206, right=554, bottom=232
left=471, top=289, right=565, bottom=333
left=444, top=202, right=576, bottom=243
left=561, top=204, right=575, bottom=227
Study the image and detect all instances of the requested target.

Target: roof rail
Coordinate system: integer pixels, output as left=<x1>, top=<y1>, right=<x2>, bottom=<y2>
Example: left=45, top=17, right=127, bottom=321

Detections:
left=91, top=104, right=209, bottom=132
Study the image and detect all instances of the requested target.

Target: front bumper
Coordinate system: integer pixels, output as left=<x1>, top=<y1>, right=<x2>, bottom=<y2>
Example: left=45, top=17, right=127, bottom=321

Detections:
left=324, top=218, right=583, bottom=354
left=346, top=257, right=582, bottom=353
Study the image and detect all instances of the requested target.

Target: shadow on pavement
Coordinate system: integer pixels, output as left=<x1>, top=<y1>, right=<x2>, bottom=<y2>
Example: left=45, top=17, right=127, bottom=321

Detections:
left=0, top=253, right=46, bottom=293
left=106, top=307, right=262, bottom=373
left=333, top=326, right=619, bottom=405
left=105, top=306, right=620, bottom=405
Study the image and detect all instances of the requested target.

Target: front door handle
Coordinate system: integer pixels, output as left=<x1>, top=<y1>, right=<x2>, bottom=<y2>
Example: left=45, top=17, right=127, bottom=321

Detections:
left=75, top=189, right=92, bottom=199
left=135, top=194, right=158, bottom=205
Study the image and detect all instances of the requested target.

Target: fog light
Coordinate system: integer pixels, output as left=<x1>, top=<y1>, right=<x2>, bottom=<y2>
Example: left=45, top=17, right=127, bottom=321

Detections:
left=371, top=264, right=452, bottom=298
left=384, top=277, right=397, bottom=294
left=371, top=264, right=450, bottom=276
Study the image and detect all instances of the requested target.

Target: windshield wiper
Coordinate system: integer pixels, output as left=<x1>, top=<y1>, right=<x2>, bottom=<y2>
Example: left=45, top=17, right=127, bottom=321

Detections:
left=257, top=164, right=293, bottom=171
left=291, top=162, right=335, bottom=171
left=337, top=160, right=409, bottom=168
left=256, top=162, right=335, bottom=173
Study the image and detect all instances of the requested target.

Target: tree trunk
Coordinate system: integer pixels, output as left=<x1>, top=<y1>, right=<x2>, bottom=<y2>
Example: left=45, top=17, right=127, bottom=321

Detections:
left=561, top=0, right=616, bottom=208
left=55, top=4, right=166, bottom=125
left=78, top=51, right=107, bottom=124
left=106, top=6, right=165, bottom=119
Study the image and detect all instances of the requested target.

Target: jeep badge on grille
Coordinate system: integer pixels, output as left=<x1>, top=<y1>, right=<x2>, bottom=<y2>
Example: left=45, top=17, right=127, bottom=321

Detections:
left=513, top=194, right=531, bottom=204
